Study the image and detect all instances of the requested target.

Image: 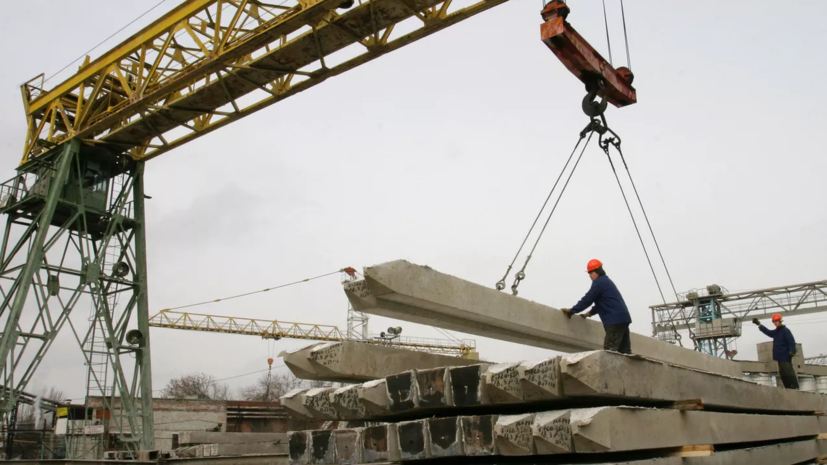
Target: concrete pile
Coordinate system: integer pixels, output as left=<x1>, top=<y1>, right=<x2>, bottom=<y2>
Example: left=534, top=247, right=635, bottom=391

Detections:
left=283, top=351, right=827, bottom=464
left=169, top=432, right=289, bottom=458
left=282, top=340, right=483, bottom=383
left=343, top=260, right=740, bottom=377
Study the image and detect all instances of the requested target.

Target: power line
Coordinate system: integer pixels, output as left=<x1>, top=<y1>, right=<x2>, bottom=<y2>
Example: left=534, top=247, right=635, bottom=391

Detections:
left=44, top=0, right=169, bottom=85
left=159, top=269, right=345, bottom=312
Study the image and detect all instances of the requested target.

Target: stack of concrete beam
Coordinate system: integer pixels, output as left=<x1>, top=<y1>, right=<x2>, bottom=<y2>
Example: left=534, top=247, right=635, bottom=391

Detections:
left=170, top=432, right=289, bottom=457
left=284, top=351, right=827, bottom=464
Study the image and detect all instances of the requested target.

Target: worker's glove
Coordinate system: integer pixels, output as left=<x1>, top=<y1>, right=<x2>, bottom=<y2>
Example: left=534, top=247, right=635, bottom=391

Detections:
left=580, top=312, right=591, bottom=319
left=561, top=308, right=573, bottom=319
left=752, top=318, right=760, bottom=325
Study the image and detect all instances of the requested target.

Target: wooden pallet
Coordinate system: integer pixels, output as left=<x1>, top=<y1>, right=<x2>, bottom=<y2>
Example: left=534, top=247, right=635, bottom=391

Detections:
left=670, top=399, right=705, bottom=411
left=667, top=445, right=714, bottom=457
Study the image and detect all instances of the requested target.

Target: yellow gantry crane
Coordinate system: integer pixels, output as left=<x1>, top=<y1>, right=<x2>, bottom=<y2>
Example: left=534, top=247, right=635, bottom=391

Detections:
left=148, top=310, right=479, bottom=358
left=1, top=0, right=574, bottom=453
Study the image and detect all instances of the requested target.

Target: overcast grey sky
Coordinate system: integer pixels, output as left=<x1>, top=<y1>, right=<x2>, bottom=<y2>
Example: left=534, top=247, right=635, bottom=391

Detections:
left=1, top=0, right=826, bottom=399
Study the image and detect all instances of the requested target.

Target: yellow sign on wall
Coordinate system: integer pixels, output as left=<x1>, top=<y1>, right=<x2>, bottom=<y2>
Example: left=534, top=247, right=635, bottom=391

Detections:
left=56, top=407, right=68, bottom=418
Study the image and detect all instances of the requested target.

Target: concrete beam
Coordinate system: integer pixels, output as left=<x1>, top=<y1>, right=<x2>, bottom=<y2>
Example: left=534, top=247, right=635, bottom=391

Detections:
left=281, top=340, right=479, bottom=383
left=345, top=260, right=741, bottom=377
left=739, top=359, right=827, bottom=376
left=561, top=351, right=827, bottom=412
left=176, top=432, right=287, bottom=446
left=569, top=407, right=820, bottom=453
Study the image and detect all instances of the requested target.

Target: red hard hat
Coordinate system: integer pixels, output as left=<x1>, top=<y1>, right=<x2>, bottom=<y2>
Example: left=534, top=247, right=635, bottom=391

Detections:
left=586, top=259, right=603, bottom=273
left=771, top=314, right=782, bottom=322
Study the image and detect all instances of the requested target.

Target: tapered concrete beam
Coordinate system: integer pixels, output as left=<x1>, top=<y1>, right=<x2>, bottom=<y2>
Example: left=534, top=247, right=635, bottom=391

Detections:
left=361, top=424, right=399, bottom=463
left=493, top=413, right=535, bottom=456
left=569, top=407, right=820, bottom=453
left=427, top=417, right=463, bottom=457
left=461, top=415, right=496, bottom=456
left=281, top=388, right=314, bottom=420
left=332, top=429, right=362, bottom=465
left=561, top=351, right=827, bottom=412
left=330, top=385, right=368, bottom=420
left=532, top=410, right=572, bottom=454
left=281, top=340, right=478, bottom=383
left=357, top=379, right=391, bottom=416
left=345, top=260, right=741, bottom=376
left=303, top=387, right=339, bottom=420
left=176, top=431, right=287, bottom=446
left=394, top=420, right=428, bottom=460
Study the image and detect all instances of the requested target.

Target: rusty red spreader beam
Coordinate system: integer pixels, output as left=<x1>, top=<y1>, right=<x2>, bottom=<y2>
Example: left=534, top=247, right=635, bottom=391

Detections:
left=541, top=1, right=637, bottom=108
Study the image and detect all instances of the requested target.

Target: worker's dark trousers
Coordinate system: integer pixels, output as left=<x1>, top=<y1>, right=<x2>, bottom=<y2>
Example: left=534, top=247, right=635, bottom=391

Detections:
left=604, top=323, right=632, bottom=354
left=777, top=361, right=799, bottom=389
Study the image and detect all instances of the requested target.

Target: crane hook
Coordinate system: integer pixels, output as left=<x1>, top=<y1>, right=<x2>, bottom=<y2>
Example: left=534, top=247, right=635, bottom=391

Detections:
left=582, top=78, right=608, bottom=118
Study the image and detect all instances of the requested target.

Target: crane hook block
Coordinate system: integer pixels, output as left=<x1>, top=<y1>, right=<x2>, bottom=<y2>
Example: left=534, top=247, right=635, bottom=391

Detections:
left=540, top=1, right=637, bottom=108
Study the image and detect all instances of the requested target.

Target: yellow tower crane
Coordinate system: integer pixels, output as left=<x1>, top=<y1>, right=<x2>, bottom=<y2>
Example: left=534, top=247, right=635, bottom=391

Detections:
left=148, top=310, right=479, bottom=358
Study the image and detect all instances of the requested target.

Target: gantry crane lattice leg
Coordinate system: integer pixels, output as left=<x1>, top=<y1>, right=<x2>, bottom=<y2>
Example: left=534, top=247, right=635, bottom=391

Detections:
left=0, top=142, right=154, bottom=451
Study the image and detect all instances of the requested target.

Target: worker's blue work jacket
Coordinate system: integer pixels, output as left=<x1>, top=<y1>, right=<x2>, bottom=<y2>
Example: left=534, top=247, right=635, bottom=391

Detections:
left=759, top=324, right=797, bottom=362
left=570, top=275, right=632, bottom=327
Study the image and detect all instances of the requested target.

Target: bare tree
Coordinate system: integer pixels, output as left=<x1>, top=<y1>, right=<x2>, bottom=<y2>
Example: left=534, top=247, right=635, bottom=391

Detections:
left=161, top=373, right=230, bottom=400
left=17, top=386, right=65, bottom=429
left=238, top=372, right=310, bottom=402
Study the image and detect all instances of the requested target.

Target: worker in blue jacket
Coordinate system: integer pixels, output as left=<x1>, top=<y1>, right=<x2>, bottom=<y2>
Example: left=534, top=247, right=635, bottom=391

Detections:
left=561, top=259, right=633, bottom=354
left=753, top=314, right=799, bottom=389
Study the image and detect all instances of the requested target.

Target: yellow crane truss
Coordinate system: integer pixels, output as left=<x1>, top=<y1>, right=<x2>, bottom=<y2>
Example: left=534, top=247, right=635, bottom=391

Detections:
left=21, top=0, right=509, bottom=165
left=149, top=310, right=478, bottom=358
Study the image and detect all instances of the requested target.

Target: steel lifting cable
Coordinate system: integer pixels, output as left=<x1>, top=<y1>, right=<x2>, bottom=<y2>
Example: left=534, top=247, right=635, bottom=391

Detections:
left=496, top=132, right=588, bottom=293
left=503, top=131, right=596, bottom=296
left=602, top=0, right=613, bottom=66
left=620, top=0, right=632, bottom=70
left=599, top=136, right=696, bottom=348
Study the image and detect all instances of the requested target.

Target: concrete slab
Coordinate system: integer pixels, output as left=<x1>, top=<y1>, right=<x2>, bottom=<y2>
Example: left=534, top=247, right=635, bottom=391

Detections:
left=561, top=351, right=827, bottom=412
left=345, top=260, right=741, bottom=377
left=569, top=406, right=820, bottom=453
left=282, top=340, right=478, bottom=383
left=176, top=432, right=288, bottom=446
left=493, top=413, right=535, bottom=456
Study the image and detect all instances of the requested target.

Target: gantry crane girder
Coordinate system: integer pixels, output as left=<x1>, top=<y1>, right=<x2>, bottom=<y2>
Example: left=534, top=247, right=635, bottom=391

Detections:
left=21, top=0, right=510, bottom=164
left=651, top=280, right=827, bottom=334
left=148, top=310, right=477, bottom=357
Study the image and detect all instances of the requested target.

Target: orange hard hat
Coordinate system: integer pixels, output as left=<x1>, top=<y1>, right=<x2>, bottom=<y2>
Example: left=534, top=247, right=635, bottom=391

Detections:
left=771, top=314, right=782, bottom=322
left=586, top=259, right=603, bottom=273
